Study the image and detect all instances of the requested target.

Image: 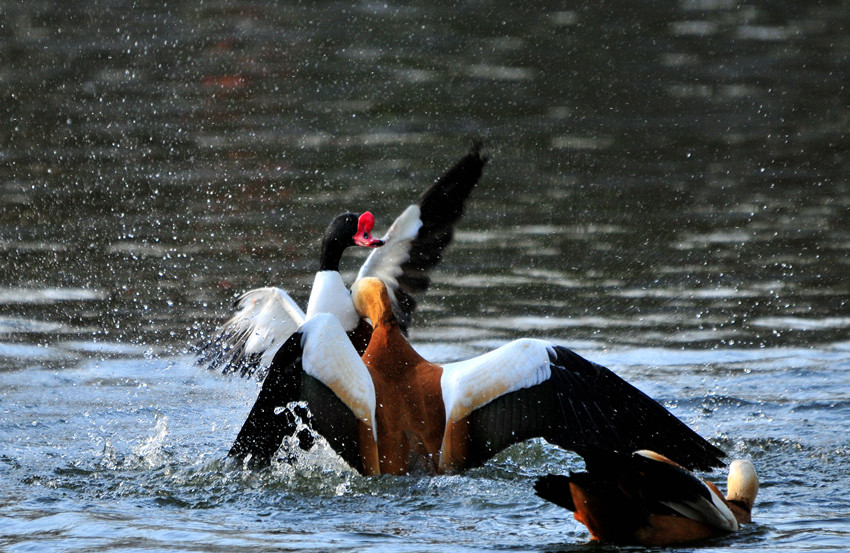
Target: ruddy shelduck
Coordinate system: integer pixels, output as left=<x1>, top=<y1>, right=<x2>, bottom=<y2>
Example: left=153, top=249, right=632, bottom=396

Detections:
left=229, top=278, right=725, bottom=474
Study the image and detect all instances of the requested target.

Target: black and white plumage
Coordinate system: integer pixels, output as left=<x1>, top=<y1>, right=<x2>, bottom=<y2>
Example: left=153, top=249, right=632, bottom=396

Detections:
left=194, top=145, right=487, bottom=379
left=228, top=278, right=726, bottom=474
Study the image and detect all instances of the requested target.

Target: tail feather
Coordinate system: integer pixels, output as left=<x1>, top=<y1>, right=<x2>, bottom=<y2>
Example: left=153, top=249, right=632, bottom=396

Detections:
left=534, top=474, right=576, bottom=512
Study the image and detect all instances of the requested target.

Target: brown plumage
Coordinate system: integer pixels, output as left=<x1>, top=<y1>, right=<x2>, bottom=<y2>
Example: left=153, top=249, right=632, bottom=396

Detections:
left=229, top=278, right=725, bottom=475
left=535, top=449, right=759, bottom=546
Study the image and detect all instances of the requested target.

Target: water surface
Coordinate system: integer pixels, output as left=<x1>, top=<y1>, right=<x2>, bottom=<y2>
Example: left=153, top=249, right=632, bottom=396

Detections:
left=1, top=1, right=849, bottom=551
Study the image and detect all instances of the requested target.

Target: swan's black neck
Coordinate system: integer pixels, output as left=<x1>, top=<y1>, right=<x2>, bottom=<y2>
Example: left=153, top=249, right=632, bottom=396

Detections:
left=319, top=212, right=359, bottom=271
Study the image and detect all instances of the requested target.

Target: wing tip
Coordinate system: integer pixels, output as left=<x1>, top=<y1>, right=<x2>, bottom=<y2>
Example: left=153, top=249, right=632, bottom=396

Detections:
left=468, top=139, right=489, bottom=164
left=546, top=345, right=727, bottom=472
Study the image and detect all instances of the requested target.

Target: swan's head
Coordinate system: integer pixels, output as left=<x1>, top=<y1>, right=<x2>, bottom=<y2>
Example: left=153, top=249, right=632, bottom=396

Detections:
left=352, top=211, right=384, bottom=247
left=323, top=211, right=384, bottom=250
left=320, top=212, right=384, bottom=271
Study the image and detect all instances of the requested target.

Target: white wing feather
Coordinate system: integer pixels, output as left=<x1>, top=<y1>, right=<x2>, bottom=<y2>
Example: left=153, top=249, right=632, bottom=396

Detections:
left=440, top=338, right=553, bottom=426
left=200, top=287, right=306, bottom=375
left=660, top=492, right=739, bottom=532
left=356, top=205, right=422, bottom=290
left=299, top=314, right=378, bottom=442
left=238, top=287, right=306, bottom=355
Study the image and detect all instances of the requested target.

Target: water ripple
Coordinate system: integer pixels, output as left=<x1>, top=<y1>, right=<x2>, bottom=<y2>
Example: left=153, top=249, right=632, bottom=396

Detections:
left=0, top=288, right=105, bottom=304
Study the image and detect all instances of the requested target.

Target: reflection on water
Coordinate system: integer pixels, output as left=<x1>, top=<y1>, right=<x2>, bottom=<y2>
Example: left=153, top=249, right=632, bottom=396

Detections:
left=1, top=1, right=849, bottom=552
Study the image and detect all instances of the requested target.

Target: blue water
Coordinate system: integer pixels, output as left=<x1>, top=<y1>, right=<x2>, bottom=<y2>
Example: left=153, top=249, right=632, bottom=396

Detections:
left=2, top=343, right=850, bottom=551
left=2, top=0, right=849, bottom=551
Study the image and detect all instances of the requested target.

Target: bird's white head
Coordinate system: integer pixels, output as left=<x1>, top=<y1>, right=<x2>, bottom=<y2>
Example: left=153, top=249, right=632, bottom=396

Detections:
left=726, top=459, right=759, bottom=510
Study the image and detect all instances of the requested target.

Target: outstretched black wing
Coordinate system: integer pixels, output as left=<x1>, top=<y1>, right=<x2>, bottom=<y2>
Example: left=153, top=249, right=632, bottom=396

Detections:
left=358, top=144, right=487, bottom=331
left=394, top=144, right=487, bottom=329
left=229, top=332, right=366, bottom=472
left=464, top=346, right=725, bottom=472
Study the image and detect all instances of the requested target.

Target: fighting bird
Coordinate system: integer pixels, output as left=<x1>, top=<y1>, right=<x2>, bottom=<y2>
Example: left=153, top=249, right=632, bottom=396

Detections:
left=195, top=145, right=487, bottom=379
left=229, top=277, right=726, bottom=474
left=534, top=448, right=758, bottom=546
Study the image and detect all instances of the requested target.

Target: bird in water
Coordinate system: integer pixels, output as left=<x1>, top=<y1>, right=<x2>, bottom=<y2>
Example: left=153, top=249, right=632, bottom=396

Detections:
left=194, top=145, right=487, bottom=379
left=534, top=447, right=758, bottom=546
left=229, top=277, right=726, bottom=474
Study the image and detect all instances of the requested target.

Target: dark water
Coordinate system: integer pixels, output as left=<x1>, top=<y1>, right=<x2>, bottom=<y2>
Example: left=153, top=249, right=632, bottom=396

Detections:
left=2, top=1, right=849, bottom=551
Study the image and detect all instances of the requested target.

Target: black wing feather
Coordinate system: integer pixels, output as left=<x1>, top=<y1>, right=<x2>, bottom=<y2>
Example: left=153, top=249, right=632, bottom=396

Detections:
left=394, top=144, right=488, bottom=330
left=580, top=447, right=717, bottom=506
left=229, top=333, right=305, bottom=467
left=535, top=447, right=717, bottom=522
left=467, top=346, right=725, bottom=472
left=228, top=332, right=365, bottom=472
left=299, top=374, right=366, bottom=474
left=193, top=324, right=261, bottom=379
left=546, top=347, right=724, bottom=471
left=465, top=380, right=558, bottom=468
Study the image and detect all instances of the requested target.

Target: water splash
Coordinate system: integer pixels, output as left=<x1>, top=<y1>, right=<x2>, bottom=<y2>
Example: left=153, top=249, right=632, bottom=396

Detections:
left=133, top=414, right=169, bottom=468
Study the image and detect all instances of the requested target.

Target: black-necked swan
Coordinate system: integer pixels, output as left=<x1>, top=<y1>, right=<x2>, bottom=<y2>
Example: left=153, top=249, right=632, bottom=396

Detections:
left=195, top=145, right=487, bottom=378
